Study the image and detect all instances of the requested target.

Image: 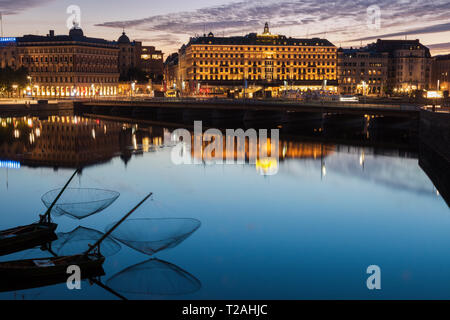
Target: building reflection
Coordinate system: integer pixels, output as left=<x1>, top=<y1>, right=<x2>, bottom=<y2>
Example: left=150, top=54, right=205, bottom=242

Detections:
left=0, top=116, right=448, bottom=206
left=0, top=116, right=123, bottom=168
left=0, top=116, right=434, bottom=184
left=187, top=133, right=336, bottom=174
left=0, top=116, right=171, bottom=169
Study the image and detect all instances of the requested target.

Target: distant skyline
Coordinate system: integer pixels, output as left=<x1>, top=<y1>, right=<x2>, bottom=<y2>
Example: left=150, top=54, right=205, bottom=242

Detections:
left=1, top=0, right=450, bottom=57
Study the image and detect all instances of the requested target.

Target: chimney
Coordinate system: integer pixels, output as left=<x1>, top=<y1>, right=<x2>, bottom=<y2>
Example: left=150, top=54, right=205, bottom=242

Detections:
left=49, top=30, right=55, bottom=37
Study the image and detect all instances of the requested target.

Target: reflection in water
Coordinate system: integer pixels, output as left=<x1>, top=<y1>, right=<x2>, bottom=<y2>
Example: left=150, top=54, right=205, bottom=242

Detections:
left=107, top=258, right=201, bottom=296
left=41, top=188, right=120, bottom=220
left=52, top=226, right=121, bottom=257
left=0, top=115, right=416, bottom=174
left=0, top=115, right=440, bottom=202
left=0, top=116, right=139, bottom=168
left=0, top=114, right=448, bottom=300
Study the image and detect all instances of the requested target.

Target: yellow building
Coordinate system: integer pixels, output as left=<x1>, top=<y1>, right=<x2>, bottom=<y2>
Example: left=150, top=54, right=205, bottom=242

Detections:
left=0, top=28, right=119, bottom=98
left=178, top=23, right=337, bottom=97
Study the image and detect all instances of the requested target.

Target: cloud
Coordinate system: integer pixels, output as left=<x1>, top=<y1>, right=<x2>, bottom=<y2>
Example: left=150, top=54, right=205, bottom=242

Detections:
left=0, top=0, right=54, bottom=14
left=96, top=0, right=377, bottom=35
left=351, top=22, right=450, bottom=42
left=428, top=42, right=450, bottom=50
left=134, top=35, right=182, bottom=48
left=96, top=0, right=450, bottom=53
left=427, top=42, right=450, bottom=55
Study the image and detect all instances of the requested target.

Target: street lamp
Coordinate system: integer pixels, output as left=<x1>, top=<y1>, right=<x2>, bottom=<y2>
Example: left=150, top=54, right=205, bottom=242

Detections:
left=361, top=81, right=368, bottom=96
left=12, top=84, right=18, bottom=98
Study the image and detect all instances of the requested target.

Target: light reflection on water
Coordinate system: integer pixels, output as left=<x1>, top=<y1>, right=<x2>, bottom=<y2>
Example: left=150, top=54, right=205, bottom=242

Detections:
left=0, top=115, right=448, bottom=300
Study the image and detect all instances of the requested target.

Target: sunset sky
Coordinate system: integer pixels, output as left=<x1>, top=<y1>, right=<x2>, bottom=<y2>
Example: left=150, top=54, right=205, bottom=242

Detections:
left=1, top=0, right=449, bottom=58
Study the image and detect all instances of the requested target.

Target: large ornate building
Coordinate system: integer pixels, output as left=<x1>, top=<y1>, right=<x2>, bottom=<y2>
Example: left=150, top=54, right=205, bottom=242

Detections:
left=337, top=48, right=389, bottom=96
left=0, top=28, right=120, bottom=97
left=0, top=29, right=165, bottom=98
left=178, top=23, right=338, bottom=97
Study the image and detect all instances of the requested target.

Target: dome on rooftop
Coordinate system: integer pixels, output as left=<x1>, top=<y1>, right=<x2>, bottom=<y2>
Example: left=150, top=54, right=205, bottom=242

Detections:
left=118, top=32, right=131, bottom=44
left=69, top=27, right=84, bottom=37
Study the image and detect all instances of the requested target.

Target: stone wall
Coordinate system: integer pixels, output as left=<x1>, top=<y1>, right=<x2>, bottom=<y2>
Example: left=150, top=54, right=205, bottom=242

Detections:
left=420, top=109, right=450, bottom=162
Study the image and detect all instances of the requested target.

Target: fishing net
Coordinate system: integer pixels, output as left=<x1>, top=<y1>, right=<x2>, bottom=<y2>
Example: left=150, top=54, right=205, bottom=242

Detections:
left=41, top=188, right=120, bottom=220
left=52, top=226, right=121, bottom=257
left=105, top=218, right=201, bottom=255
left=107, top=258, right=201, bottom=296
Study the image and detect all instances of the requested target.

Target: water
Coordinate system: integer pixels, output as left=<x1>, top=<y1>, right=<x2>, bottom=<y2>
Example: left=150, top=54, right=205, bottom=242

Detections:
left=0, top=114, right=448, bottom=300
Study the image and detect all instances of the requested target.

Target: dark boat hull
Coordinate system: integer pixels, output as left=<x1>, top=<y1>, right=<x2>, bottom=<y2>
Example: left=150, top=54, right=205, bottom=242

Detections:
left=0, top=254, right=105, bottom=292
left=0, top=223, right=58, bottom=256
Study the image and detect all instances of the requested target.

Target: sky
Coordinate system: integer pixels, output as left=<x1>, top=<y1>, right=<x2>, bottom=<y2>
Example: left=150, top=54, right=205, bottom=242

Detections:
left=0, top=0, right=449, bottom=58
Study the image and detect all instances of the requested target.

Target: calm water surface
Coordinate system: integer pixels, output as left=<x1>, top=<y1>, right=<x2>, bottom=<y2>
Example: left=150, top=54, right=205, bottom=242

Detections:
left=0, top=115, right=448, bottom=300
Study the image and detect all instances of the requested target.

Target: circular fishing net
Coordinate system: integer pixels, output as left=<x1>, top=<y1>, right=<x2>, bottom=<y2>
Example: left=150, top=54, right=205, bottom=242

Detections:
left=105, top=218, right=201, bottom=255
left=52, top=226, right=121, bottom=257
left=41, top=188, right=120, bottom=220
left=107, top=258, right=201, bottom=295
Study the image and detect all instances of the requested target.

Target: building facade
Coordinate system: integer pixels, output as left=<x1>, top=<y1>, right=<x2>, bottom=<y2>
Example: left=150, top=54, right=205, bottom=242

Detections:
left=0, top=37, right=18, bottom=69
left=118, top=32, right=164, bottom=83
left=118, top=32, right=142, bottom=79
left=0, top=28, right=120, bottom=97
left=368, top=39, right=432, bottom=93
left=178, top=23, right=338, bottom=97
left=141, top=46, right=164, bottom=83
left=337, top=48, right=388, bottom=96
left=431, top=54, right=450, bottom=92
left=164, top=53, right=179, bottom=90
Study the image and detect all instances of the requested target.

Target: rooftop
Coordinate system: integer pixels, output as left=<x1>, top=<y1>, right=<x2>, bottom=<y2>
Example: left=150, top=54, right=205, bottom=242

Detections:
left=184, top=23, right=335, bottom=49
left=16, top=27, right=118, bottom=48
left=368, top=39, right=431, bottom=57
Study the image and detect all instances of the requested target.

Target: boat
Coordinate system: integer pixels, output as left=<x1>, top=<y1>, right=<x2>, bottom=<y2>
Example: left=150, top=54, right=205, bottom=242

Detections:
left=0, top=169, right=79, bottom=257
left=0, top=254, right=105, bottom=292
left=0, top=192, right=153, bottom=293
left=0, top=223, right=57, bottom=256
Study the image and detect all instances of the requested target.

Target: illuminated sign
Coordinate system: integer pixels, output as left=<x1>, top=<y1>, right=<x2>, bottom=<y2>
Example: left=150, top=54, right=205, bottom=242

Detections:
left=0, top=37, right=17, bottom=43
left=0, top=160, right=21, bottom=169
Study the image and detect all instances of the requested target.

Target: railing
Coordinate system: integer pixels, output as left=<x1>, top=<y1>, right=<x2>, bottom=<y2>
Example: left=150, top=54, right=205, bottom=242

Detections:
left=81, top=97, right=420, bottom=111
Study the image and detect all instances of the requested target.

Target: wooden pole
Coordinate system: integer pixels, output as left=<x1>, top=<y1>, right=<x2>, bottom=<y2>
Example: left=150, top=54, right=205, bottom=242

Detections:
left=85, top=192, right=153, bottom=255
left=40, top=169, right=79, bottom=223
left=89, top=278, right=128, bottom=300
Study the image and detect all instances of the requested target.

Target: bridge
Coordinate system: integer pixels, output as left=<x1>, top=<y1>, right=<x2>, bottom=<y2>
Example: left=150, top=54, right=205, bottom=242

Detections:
left=75, top=98, right=420, bottom=118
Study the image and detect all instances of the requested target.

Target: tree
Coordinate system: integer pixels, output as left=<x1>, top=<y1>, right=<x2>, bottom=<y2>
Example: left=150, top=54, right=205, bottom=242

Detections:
left=0, top=66, right=29, bottom=97
left=120, top=67, right=148, bottom=82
